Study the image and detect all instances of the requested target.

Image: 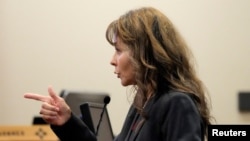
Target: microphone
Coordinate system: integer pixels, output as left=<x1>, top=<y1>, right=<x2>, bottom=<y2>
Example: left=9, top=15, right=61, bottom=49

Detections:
left=95, top=95, right=111, bottom=136
left=104, top=95, right=111, bottom=105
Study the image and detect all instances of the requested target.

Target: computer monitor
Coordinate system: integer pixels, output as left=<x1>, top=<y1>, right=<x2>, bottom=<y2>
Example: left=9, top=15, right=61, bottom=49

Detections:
left=60, top=89, right=110, bottom=117
left=60, top=90, right=114, bottom=141
left=80, top=102, right=115, bottom=141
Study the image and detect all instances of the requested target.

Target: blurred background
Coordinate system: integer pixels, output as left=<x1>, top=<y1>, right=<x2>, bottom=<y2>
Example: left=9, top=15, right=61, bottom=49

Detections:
left=1, top=0, right=250, bottom=135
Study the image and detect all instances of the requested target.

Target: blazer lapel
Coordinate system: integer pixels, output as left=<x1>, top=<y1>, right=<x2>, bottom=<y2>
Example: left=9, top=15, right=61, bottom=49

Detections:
left=129, top=98, right=155, bottom=141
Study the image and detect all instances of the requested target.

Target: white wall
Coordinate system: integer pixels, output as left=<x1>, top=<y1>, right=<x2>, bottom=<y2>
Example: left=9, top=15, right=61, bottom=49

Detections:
left=1, top=0, right=250, bottom=135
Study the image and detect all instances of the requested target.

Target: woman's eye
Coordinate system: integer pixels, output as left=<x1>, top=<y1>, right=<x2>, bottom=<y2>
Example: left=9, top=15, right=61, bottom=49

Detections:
left=115, top=48, right=121, bottom=53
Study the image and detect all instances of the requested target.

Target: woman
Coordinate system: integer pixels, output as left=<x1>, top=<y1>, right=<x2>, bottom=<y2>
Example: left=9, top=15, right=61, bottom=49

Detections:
left=24, top=6, right=212, bottom=141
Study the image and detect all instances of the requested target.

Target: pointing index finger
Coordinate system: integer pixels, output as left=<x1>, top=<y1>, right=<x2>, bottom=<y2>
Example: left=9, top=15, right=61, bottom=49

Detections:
left=24, top=93, right=50, bottom=103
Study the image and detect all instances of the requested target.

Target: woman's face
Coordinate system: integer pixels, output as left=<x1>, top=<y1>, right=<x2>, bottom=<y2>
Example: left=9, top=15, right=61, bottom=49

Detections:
left=110, top=37, right=136, bottom=86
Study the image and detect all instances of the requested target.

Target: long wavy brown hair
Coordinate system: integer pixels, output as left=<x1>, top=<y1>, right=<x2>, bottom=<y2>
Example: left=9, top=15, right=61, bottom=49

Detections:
left=106, top=6, right=212, bottom=137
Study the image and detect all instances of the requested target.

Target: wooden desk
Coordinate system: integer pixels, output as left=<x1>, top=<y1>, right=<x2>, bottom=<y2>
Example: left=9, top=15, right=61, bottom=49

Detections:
left=0, top=125, right=58, bottom=141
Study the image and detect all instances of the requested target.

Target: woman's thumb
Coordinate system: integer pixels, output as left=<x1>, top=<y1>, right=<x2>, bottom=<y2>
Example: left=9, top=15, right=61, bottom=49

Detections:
left=48, top=85, right=59, bottom=101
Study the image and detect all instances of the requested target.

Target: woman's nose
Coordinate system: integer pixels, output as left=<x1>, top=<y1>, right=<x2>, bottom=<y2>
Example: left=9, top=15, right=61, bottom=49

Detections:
left=110, top=54, right=116, bottom=66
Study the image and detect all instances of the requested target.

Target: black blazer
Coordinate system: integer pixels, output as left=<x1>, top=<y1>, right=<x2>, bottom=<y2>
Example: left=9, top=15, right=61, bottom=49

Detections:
left=51, top=91, right=205, bottom=141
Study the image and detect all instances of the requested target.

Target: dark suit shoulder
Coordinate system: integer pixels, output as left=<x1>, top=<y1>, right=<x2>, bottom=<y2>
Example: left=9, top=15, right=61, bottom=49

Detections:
left=156, top=91, right=195, bottom=106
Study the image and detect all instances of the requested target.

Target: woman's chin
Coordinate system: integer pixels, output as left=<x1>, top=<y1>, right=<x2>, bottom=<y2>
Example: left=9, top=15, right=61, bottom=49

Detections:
left=120, top=80, right=134, bottom=86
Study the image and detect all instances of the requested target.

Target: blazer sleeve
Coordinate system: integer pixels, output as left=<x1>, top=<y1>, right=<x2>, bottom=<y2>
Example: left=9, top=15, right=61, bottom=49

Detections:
left=161, top=93, right=203, bottom=141
left=51, top=113, right=97, bottom=141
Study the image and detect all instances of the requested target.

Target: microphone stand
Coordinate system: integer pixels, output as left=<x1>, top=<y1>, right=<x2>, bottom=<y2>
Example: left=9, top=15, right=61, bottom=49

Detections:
left=95, top=96, right=110, bottom=136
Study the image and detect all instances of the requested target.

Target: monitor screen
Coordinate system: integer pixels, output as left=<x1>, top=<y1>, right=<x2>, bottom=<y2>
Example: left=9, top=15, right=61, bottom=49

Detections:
left=60, top=89, right=109, bottom=117
left=81, top=102, right=114, bottom=141
left=60, top=90, right=114, bottom=141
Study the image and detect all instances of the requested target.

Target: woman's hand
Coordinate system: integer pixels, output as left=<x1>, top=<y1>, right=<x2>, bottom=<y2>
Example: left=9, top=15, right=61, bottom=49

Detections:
left=24, top=86, right=71, bottom=126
